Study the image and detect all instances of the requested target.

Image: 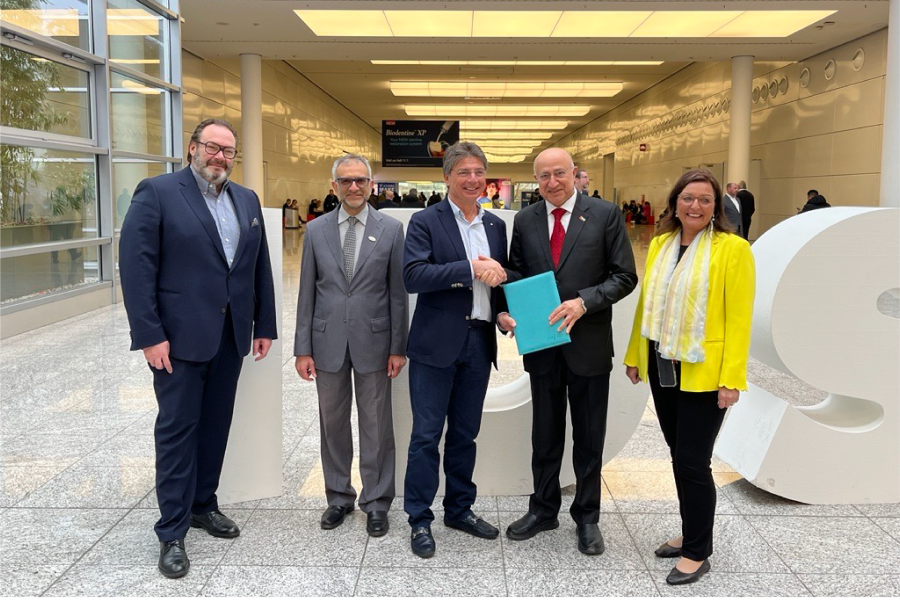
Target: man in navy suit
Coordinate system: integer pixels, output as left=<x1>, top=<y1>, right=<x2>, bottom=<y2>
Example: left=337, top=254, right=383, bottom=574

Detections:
left=120, top=119, right=277, bottom=579
left=402, top=142, right=511, bottom=558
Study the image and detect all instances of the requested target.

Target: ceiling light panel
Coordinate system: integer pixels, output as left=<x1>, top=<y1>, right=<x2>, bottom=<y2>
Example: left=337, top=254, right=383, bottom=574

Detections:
left=478, top=146, right=538, bottom=154
left=383, top=10, right=473, bottom=36
left=551, top=11, right=651, bottom=37
left=461, top=131, right=553, bottom=140
left=473, top=11, right=561, bottom=37
left=460, top=120, right=569, bottom=130
left=406, top=105, right=589, bottom=117
left=631, top=11, right=743, bottom=37
left=485, top=154, right=528, bottom=163
left=294, top=9, right=393, bottom=36
left=373, top=60, right=663, bottom=66
left=710, top=10, right=837, bottom=37
left=391, top=81, right=622, bottom=98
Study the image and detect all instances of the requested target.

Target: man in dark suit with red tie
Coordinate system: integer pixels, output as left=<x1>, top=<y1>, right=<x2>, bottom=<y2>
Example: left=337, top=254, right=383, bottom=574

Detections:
left=499, top=148, right=637, bottom=555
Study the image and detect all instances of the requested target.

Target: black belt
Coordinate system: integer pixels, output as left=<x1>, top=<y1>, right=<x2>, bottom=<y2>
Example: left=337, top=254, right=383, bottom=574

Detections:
left=468, top=319, right=492, bottom=329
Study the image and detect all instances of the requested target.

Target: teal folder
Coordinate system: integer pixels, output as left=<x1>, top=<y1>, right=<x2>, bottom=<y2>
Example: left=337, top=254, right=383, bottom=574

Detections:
left=502, top=271, right=572, bottom=355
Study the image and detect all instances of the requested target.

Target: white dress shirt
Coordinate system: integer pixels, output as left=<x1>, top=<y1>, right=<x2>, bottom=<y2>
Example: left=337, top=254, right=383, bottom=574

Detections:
left=448, top=199, right=492, bottom=322
left=337, top=203, right=368, bottom=269
left=544, top=189, right=579, bottom=238
left=726, top=194, right=742, bottom=213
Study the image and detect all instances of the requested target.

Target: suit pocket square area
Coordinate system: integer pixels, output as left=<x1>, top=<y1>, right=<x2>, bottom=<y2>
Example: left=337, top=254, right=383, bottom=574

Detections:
left=251, top=217, right=259, bottom=227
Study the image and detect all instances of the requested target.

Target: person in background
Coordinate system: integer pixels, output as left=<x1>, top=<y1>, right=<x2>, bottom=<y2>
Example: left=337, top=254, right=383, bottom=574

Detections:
left=427, top=191, right=442, bottom=206
left=800, top=193, right=831, bottom=213
left=368, top=189, right=379, bottom=211
left=309, top=198, right=324, bottom=219
left=736, top=181, right=755, bottom=240
left=323, top=189, right=339, bottom=213
left=591, top=190, right=601, bottom=199
left=400, top=188, right=425, bottom=208
left=574, top=168, right=590, bottom=194
left=624, top=169, right=755, bottom=586
left=723, top=183, right=744, bottom=238
left=642, top=201, right=652, bottom=225
left=378, top=189, right=401, bottom=210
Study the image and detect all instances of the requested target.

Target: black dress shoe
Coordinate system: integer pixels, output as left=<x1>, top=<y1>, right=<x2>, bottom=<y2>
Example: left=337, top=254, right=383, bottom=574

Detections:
left=576, top=523, right=605, bottom=555
left=654, top=541, right=683, bottom=558
left=320, top=505, right=354, bottom=530
left=444, top=511, right=499, bottom=540
left=158, top=539, right=190, bottom=579
left=410, top=526, right=435, bottom=558
left=506, top=512, right=560, bottom=541
left=666, top=559, right=711, bottom=585
left=189, top=510, right=240, bottom=538
left=366, top=510, right=389, bottom=537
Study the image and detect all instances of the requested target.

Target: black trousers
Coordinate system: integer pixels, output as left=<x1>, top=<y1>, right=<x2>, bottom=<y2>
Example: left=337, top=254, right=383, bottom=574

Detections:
left=647, top=341, right=726, bottom=561
left=151, top=308, right=243, bottom=542
left=528, top=350, right=610, bottom=524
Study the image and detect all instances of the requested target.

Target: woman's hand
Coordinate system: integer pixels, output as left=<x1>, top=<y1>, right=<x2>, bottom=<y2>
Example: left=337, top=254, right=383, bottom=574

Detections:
left=625, top=365, right=641, bottom=384
left=718, top=387, right=740, bottom=409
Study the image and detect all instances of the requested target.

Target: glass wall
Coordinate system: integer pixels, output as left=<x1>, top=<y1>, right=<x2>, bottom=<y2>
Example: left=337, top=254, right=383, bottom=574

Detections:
left=0, top=0, right=182, bottom=311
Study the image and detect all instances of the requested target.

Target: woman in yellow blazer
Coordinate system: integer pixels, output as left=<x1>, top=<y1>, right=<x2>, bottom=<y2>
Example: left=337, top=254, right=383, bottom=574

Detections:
left=624, top=170, right=755, bottom=586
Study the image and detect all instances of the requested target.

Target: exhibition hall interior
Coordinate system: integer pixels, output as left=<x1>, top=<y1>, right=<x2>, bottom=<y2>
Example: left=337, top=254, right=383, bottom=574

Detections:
left=1, top=0, right=899, bottom=596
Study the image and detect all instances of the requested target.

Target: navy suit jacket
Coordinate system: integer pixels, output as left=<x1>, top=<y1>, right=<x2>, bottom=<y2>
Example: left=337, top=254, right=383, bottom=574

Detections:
left=120, top=167, right=278, bottom=362
left=403, top=199, right=509, bottom=369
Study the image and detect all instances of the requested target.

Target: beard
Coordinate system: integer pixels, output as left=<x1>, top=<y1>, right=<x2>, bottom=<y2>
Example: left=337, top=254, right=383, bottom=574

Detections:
left=192, top=153, right=232, bottom=185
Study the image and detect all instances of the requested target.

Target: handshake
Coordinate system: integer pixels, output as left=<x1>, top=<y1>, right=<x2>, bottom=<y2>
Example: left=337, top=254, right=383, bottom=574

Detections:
left=472, top=255, right=507, bottom=288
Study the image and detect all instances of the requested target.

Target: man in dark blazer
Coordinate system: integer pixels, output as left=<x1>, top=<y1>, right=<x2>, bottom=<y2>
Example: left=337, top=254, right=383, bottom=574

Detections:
left=120, top=119, right=277, bottom=579
left=723, top=182, right=744, bottom=238
left=323, top=190, right=339, bottom=213
left=400, top=188, right=425, bottom=208
left=403, top=142, right=510, bottom=559
left=377, top=189, right=401, bottom=210
left=499, top=148, right=637, bottom=555
left=737, top=180, right=755, bottom=240
left=295, top=154, right=408, bottom=537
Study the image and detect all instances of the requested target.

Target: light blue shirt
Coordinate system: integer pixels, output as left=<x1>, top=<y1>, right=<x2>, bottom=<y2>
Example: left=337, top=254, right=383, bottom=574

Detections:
left=191, top=166, right=240, bottom=267
left=448, top=198, right=492, bottom=321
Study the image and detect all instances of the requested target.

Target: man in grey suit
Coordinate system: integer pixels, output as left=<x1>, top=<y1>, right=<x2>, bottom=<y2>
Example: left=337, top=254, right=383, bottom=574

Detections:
left=295, top=154, right=408, bottom=537
left=723, top=182, right=744, bottom=237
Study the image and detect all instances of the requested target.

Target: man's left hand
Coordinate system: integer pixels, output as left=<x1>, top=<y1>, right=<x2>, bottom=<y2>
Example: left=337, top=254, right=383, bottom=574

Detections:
left=387, top=354, right=407, bottom=379
left=549, top=299, right=586, bottom=334
left=252, top=338, right=272, bottom=361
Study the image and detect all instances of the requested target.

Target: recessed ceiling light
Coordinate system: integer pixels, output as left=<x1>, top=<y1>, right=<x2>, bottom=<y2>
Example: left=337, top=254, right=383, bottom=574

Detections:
left=460, top=120, right=569, bottom=130
left=406, top=105, right=589, bottom=117
left=461, top=131, right=553, bottom=140
left=372, top=60, right=663, bottom=66
left=391, top=81, right=623, bottom=98
left=297, top=10, right=837, bottom=38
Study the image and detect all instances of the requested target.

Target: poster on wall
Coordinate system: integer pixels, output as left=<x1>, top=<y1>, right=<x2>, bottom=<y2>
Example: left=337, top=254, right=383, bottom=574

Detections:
left=382, top=120, right=459, bottom=167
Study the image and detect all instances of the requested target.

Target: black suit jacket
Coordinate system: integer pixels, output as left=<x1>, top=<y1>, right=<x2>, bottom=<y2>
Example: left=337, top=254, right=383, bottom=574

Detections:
left=120, top=167, right=278, bottom=362
left=737, top=189, right=755, bottom=238
left=507, top=194, right=637, bottom=377
left=377, top=199, right=401, bottom=210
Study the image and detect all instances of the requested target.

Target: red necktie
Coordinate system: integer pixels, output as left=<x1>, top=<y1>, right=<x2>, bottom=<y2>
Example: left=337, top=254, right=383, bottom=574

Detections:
left=550, top=207, right=567, bottom=267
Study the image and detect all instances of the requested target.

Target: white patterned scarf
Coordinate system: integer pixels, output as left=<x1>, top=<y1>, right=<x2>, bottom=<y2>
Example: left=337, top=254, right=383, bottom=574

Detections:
left=641, top=225, right=713, bottom=363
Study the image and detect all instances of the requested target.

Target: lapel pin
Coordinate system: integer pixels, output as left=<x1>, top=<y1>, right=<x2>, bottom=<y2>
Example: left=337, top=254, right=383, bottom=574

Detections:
left=368, top=235, right=376, bottom=242
left=579, top=215, right=586, bottom=222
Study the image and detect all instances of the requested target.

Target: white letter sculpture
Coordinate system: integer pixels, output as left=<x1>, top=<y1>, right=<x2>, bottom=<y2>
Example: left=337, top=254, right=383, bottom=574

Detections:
left=385, top=208, right=645, bottom=495
left=715, top=207, right=899, bottom=504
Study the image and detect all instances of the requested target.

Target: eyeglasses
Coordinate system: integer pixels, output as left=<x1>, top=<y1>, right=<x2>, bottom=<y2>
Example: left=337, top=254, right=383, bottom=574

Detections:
left=198, top=141, right=237, bottom=159
left=336, top=177, right=371, bottom=188
left=537, top=170, right=571, bottom=182
left=453, top=169, right=486, bottom=178
left=677, top=194, right=714, bottom=207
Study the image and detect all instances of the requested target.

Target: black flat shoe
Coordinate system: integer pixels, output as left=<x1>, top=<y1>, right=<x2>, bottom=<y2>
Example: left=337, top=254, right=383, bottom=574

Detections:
left=321, top=505, right=354, bottom=530
left=576, top=523, right=605, bottom=555
left=505, top=512, right=560, bottom=541
left=190, top=510, right=240, bottom=538
left=654, top=541, right=683, bottom=558
left=366, top=510, right=389, bottom=537
left=666, top=559, right=711, bottom=585
left=158, top=539, right=190, bottom=579
left=444, top=511, right=499, bottom=540
left=410, top=526, right=435, bottom=558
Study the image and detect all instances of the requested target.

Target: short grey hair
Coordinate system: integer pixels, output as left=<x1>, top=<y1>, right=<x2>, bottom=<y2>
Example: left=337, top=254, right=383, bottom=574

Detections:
left=332, top=154, right=372, bottom=180
left=442, top=141, right=488, bottom=176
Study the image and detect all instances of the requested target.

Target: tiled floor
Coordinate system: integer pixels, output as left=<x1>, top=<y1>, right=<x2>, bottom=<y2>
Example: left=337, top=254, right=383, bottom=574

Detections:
left=1, top=224, right=898, bottom=597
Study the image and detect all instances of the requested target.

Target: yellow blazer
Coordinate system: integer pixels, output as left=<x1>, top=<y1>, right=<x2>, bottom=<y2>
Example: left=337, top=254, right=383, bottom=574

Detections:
left=624, top=230, right=756, bottom=392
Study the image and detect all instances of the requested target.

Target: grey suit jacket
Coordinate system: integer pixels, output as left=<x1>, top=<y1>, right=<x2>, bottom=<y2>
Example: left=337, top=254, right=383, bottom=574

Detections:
left=294, top=207, right=408, bottom=374
left=723, top=195, right=744, bottom=237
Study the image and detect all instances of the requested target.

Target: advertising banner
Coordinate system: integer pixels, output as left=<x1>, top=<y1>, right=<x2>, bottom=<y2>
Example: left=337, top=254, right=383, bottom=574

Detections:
left=382, top=120, right=459, bottom=167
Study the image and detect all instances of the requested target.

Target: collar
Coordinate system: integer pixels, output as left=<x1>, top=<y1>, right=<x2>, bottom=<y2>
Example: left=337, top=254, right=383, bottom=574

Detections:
left=190, top=165, right=229, bottom=197
left=338, top=202, right=368, bottom=225
left=545, top=189, right=578, bottom=215
left=448, top=196, right=484, bottom=224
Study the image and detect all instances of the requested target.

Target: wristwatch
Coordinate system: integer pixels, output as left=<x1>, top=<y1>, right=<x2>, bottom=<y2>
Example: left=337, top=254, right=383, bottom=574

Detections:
left=577, top=296, right=587, bottom=315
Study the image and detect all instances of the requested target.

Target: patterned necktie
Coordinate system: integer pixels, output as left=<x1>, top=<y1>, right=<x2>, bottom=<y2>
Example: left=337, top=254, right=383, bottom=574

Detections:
left=343, top=216, right=357, bottom=282
left=550, top=207, right=567, bottom=267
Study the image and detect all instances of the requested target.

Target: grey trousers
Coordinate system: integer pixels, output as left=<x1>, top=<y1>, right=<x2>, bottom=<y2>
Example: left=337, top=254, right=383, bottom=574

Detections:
left=315, top=354, right=395, bottom=513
